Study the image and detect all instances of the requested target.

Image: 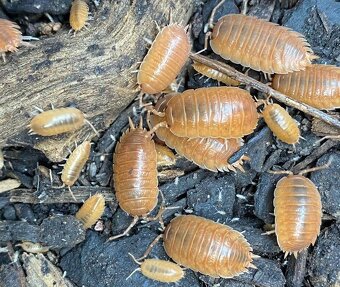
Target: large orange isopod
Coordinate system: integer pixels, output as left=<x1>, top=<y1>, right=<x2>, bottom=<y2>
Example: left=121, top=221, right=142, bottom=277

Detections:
left=137, top=24, right=190, bottom=94
left=272, top=64, right=340, bottom=110
left=274, top=175, right=322, bottom=257
left=210, top=14, right=316, bottom=74
left=155, top=87, right=258, bottom=138
left=163, top=215, right=256, bottom=278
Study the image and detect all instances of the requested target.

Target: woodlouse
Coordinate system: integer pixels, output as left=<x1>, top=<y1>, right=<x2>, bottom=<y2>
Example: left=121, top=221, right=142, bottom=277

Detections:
left=163, top=215, right=257, bottom=278
left=154, top=87, right=258, bottom=139
left=150, top=94, right=247, bottom=172
left=192, top=61, right=240, bottom=86
left=70, top=0, right=89, bottom=32
left=137, top=24, right=190, bottom=94
left=17, top=242, right=49, bottom=253
left=210, top=14, right=317, bottom=74
left=76, top=194, right=105, bottom=229
left=155, top=143, right=176, bottom=167
left=109, top=118, right=161, bottom=240
left=272, top=64, right=340, bottom=110
left=128, top=253, right=185, bottom=283
left=274, top=174, right=322, bottom=257
left=261, top=103, right=300, bottom=145
left=0, top=19, right=22, bottom=62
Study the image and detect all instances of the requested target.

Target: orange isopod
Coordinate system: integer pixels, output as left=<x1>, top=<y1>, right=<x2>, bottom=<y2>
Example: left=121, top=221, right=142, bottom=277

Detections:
left=210, top=14, right=317, bottom=74
left=0, top=19, right=23, bottom=62
left=156, top=87, right=258, bottom=139
left=76, top=194, right=105, bottom=229
left=128, top=254, right=185, bottom=283
left=69, top=0, right=89, bottom=32
left=61, top=141, right=91, bottom=187
left=272, top=64, right=340, bottom=110
left=150, top=95, right=245, bottom=172
left=29, top=107, right=85, bottom=136
left=163, top=215, right=257, bottom=278
left=192, top=61, right=240, bottom=86
left=137, top=24, right=190, bottom=94
left=274, top=175, right=322, bottom=257
left=262, top=103, right=300, bottom=144
left=155, top=143, right=176, bottom=166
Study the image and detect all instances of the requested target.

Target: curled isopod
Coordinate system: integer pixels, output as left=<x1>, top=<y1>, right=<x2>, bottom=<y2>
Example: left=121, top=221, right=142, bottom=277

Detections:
left=261, top=103, right=300, bottom=144
left=76, top=194, right=105, bottom=229
left=274, top=174, right=322, bottom=257
left=0, top=19, right=23, bottom=62
left=70, top=0, right=89, bottom=32
left=137, top=24, right=190, bottom=94
left=128, top=253, right=185, bottom=283
left=272, top=64, right=340, bottom=110
left=192, top=61, right=240, bottom=86
left=155, top=87, right=258, bottom=139
left=150, top=94, right=246, bottom=172
left=163, top=215, right=257, bottom=278
left=17, top=242, right=49, bottom=253
left=210, top=14, right=317, bottom=74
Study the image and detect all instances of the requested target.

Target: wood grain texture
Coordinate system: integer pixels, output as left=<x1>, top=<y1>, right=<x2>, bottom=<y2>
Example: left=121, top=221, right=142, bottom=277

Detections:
left=0, top=0, right=195, bottom=161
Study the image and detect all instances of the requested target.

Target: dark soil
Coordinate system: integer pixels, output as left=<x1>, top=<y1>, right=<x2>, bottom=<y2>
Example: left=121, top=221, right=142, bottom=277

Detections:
left=0, top=0, right=339, bottom=287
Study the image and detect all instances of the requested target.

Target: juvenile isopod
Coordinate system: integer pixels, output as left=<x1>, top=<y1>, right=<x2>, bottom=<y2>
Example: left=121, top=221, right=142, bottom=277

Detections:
left=150, top=94, right=247, bottom=172
left=272, top=64, right=340, bottom=110
left=137, top=24, right=191, bottom=94
left=69, top=0, right=89, bottom=32
left=209, top=14, right=317, bottom=74
left=108, top=118, right=164, bottom=240
left=155, top=144, right=176, bottom=167
left=261, top=102, right=300, bottom=144
left=16, top=242, right=49, bottom=253
left=192, top=61, right=240, bottom=86
left=76, top=194, right=105, bottom=229
left=127, top=253, right=185, bottom=283
left=29, top=107, right=98, bottom=136
left=153, top=87, right=258, bottom=139
left=0, top=19, right=23, bottom=62
left=162, top=215, right=257, bottom=278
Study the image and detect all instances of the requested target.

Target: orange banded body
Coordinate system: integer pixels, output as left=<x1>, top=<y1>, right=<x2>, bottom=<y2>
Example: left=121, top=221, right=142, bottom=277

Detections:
left=262, top=103, right=300, bottom=144
left=210, top=14, right=316, bottom=74
left=70, top=0, right=89, bottom=31
left=192, top=62, right=240, bottom=86
left=274, top=175, right=322, bottom=254
left=163, top=215, right=255, bottom=278
left=140, top=259, right=184, bottom=283
left=0, top=19, right=22, bottom=55
left=137, top=24, right=190, bottom=94
left=164, top=87, right=258, bottom=138
left=61, top=141, right=91, bottom=186
left=113, top=122, right=158, bottom=216
left=29, top=107, right=85, bottom=136
left=150, top=95, right=242, bottom=171
left=76, top=194, right=105, bottom=229
left=272, top=65, right=340, bottom=109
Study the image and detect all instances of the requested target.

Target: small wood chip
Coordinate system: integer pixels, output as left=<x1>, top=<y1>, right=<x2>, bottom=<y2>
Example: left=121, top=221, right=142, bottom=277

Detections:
left=0, top=178, right=21, bottom=193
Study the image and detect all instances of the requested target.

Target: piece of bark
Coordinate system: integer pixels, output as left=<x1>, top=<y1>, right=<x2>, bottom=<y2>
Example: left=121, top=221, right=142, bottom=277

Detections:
left=0, top=0, right=195, bottom=162
left=0, top=263, right=26, bottom=287
left=286, top=250, right=308, bottom=287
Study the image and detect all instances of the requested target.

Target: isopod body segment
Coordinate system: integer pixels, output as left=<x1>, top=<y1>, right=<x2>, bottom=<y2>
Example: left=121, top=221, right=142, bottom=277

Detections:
left=272, top=64, right=340, bottom=110
left=0, top=19, right=22, bottom=61
left=274, top=175, right=322, bottom=255
left=137, top=24, right=191, bottom=94
left=113, top=120, right=158, bottom=217
left=70, top=0, right=89, bottom=31
left=162, top=87, right=258, bottom=139
left=61, top=141, right=91, bottom=187
left=163, top=215, right=256, bottom=278
left=76, top=194, right=105, bottom=229
left=29, top=107, right=85, bottom=136
left=210, top=14, right=316, bottom=74
left=262, top=103, right=300, bottom=144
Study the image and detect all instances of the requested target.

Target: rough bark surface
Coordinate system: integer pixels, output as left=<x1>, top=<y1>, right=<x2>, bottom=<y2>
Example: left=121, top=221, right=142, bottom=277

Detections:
left=0, top=0, right=195, bottom=161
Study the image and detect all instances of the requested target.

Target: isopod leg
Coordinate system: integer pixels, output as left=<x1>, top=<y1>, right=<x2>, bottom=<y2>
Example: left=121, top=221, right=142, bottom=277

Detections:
left=145, top=190, right=166, bottom=229
left=229, top=155, right=250, bottom=172
left=136, top=234, right=163, bottom=261
left=206, top=0, right=225, bottom=31
left=298, top=157, right=333, bottom=175
left=107, top=216, right=139, bottom=241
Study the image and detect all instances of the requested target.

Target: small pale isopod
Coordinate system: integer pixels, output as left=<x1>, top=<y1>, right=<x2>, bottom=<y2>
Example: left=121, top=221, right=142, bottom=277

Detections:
left=261, top=103, right=300, bottom=144
left=137, top=24, right=190, bottom=94
left=272, top=64, right=340, bottom=110
left=210, top=14, right=316, bottom=74
left=76, top=194, right=105, bottom=229
left=70, top=0, right=89, bottom=32
left=127, top=253, right=185, bottom=283
left=0, top=19, right=23, bottom=62
left=155, top=144, right=176, bottom=167
left=17, top=242, right=49, bottom=253
left=163, top=215, right=257, bottom=278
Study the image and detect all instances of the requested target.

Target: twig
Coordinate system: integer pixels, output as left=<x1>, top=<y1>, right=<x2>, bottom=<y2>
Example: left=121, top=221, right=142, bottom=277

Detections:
left=190, top=54, right=340, bottom=129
